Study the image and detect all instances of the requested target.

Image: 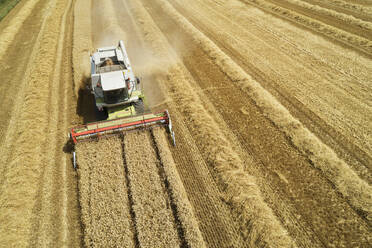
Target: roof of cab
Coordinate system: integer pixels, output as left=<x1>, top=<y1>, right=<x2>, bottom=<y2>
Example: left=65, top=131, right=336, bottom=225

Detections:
left=100, top=71, right=126, bottom=91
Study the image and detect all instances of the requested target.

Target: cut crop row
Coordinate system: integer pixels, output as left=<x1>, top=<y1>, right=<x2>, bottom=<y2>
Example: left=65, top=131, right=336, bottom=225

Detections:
left=240, top=0, right=372, bottom=56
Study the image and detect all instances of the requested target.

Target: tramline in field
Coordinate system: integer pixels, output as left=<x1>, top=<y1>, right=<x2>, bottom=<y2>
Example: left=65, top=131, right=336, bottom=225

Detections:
left=69, top=40, right=176, bottom=166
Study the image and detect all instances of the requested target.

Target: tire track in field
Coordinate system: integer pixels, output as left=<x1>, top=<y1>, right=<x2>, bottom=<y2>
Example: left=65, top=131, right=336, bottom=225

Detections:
left=60, top=6, right=82, bottom=244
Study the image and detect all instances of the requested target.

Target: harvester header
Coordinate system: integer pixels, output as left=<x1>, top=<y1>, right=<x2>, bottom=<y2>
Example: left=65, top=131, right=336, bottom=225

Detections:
left=70, top=110, right=175, bottom=145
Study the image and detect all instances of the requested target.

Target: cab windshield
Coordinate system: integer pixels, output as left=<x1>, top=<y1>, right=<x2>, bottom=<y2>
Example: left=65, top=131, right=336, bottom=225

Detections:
left=104, top=88, right=128, bottom=104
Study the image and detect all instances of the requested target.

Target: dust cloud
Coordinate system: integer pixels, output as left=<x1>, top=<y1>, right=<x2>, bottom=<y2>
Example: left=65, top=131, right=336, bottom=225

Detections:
left=90, top=0, right=181, bottom=110
left=127, top=42, right=175, bottom=110
left=91, top=0, right=127, bottom=47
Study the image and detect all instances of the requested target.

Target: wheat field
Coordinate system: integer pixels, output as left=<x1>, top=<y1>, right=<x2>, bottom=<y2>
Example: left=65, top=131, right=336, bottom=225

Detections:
left=0, top=0, right=371, bottom=247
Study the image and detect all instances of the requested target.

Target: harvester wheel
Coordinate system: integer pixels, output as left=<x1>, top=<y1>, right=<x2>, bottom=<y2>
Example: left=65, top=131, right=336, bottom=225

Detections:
left=134, top=99, right=144, bottom=114
left=95, top=106, right=108, bottom=121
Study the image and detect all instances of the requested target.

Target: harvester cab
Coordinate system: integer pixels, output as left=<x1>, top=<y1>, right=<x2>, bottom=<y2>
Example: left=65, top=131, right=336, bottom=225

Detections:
left=69, top=41, right=175, bottom=168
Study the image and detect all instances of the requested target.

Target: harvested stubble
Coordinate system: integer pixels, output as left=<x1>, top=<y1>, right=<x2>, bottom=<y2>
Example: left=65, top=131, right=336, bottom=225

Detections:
left=163, top=63, right=295, bottom=247
left=152, top=127, right=206, bottom=248
left=305, top=0, right=372, bottom=15
left=153, top=0, right=372, bottom=222
left=76, top=137, right=135, bottom=248
left=241, top=0, right=372, bottom=55
left=0, top=0, right=71, bottom=245
left=276, top=0, right=372, bottom=32
left=124, top=131, right=180, bottom=248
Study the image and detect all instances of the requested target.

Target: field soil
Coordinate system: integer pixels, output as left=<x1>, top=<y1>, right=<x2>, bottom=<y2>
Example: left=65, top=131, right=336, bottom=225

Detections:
left=0, top=0, right=371, bottom=247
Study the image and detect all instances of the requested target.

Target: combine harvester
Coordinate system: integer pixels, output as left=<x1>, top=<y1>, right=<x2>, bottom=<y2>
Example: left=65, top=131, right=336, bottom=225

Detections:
left=69, top=40, right=175, bottom=167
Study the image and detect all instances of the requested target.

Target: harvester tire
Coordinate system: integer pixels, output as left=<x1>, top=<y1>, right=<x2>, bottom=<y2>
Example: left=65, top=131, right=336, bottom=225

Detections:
left=95, top=106, right=108, bottom=121
left=134, top=99, right=144, bottom=114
